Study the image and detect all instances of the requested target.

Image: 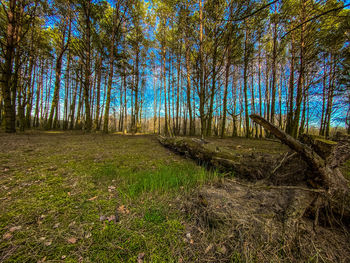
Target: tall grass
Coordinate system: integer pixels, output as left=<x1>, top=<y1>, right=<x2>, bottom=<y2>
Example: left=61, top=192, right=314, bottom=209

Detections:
left=94, top=162, right=220, bottom=198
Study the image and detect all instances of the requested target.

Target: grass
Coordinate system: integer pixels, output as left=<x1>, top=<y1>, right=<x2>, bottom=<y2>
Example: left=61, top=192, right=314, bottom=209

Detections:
left=94, top=162, right=218, bottom=198
left=0, top=132, right=220, bottom=262
left=1, top=132, right=349, bottom=262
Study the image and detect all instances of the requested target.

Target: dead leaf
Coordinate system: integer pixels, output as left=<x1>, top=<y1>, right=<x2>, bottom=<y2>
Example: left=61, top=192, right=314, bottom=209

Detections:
left=108, top=186, right=116, bottom=192
left=205, top=244, right=213, bottom=254
left=197, top=227, right=205, bottom=234
left=219, top=245, right=227, bottom=254
left=137, top=252, right=145, bottom=263
left=3, top=232, right=12, bottom=240
left=88, top=196, right=97, bottom=201
left=9, top=226, right=22, bottom=232
left=67, top=237, right=77, bottom=244
left=118, top=205, right=130, bottom=214
left=53, top=223, right=60, bottom=229
left=37, top=256, right=46, bottom=263
left=107, top=215, right=116, bottom=222
left=190, top=239, right=194, bottom=244
left=85, top=232, right=92, bottom=239
left=68, top=221, right=76, bottom=227
left=67, top=192, right=71, bottom=196
left=44, top=240, right=52, bottom=246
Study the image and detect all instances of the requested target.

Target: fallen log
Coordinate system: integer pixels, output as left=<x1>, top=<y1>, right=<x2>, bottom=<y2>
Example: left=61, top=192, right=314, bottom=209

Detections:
left=158, top=117, right=350, bottom=225
left=158, top=135, right=277, bottom=181
left=250, top=114, right=350, bottom=224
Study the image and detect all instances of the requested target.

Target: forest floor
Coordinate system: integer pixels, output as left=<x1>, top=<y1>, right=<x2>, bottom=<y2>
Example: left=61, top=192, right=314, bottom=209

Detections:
left=0, top=132, right=349, bottom=262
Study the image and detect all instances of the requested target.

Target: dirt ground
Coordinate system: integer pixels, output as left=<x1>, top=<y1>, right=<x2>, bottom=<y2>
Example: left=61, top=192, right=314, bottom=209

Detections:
left=1, top=131, right=349, bottom=262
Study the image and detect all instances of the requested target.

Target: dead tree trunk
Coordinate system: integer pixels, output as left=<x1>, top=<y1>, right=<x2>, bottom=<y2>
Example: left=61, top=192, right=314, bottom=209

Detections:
left=250, top=114, right=350, bottom=223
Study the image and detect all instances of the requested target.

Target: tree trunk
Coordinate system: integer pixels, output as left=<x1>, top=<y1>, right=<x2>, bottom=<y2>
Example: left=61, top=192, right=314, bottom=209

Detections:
left=319, top=55, right=327, bottom=136
left=291, top=0, right=306, bottom=138
left=25, top=52, right=35, bottom=129
left=162, top=43, right=169, bottom=136
left=199, top=0, right=205, bottom=138
left=63, top=49, right=71, bottom=130
left=286, top=34, right=295, bottom=135
left=176, top=47, right=181, bottom=135
left=221, top=48, right=230, bottom=138
left=270, top=20, right=278, bottom=125
left=34, top=62, right=44, bottom=127
left=324, top=55, right=336, bottom=138
left=83, top=0, right=92, bottom=131
left=258, top=43, right=263, bottom=137
left=1, top=0, right=19, bottom=133
left=185, top=36, right=194, bottom=136
left=103, top=55, right=114, bottom=133
left=69, top=70, right=79, bottom=130
left=243, top=27, right=250, bottom=138
left=133, top=46, right=140, bottom=133
left=207, top=42, right=217, bottom=137
left=47, top=49, right=65, bottom=129
left=94, top=55, right=102, bottom=130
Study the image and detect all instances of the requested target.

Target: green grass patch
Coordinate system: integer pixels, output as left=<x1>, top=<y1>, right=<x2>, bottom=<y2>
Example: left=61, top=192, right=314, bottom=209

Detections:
left=92, top=161, right=220, bottom=199
left=0, top=134, right=218, bottom=262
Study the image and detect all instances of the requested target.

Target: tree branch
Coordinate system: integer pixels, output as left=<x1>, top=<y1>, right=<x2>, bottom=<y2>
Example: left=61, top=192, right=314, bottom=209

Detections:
left=282, top=3, right=350, bottom=39
left=223, top=0, right=279, bottom=22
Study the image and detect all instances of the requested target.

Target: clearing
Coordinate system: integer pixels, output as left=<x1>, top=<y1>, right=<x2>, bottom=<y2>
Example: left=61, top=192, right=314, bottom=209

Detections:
left=0, top=132, right=349, bottom=262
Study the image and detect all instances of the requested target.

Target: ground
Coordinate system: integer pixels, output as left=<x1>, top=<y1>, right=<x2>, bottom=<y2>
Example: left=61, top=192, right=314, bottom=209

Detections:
left=0, top=132, right=349, bottom=262
left=0, top=132, right=220, bottom=262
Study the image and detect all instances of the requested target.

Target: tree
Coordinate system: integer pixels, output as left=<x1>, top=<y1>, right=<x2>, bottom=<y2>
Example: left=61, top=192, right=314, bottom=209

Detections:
left=0, top=0, right=36, bottom=132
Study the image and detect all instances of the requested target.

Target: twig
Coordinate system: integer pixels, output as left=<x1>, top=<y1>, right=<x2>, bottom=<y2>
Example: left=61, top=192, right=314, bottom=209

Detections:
left=272, top=152, right=297, bottom=174
left=226, top=178, right=326, bottom=194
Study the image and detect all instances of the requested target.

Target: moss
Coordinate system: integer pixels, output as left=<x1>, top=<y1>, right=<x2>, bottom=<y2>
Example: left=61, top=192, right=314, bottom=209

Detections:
left=315, top=138, right=338, bottom=145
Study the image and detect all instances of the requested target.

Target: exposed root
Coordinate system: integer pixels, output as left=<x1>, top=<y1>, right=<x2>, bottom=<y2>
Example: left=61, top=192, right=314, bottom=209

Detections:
left=181, top=180, right=350, bottom=262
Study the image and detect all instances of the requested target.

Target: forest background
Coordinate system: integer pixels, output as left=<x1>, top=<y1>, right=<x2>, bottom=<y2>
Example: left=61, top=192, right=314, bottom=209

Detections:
left=1, top=0, right=349, bottom=138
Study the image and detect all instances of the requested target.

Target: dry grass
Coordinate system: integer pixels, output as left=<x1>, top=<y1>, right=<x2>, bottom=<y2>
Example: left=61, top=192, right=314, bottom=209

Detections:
left=182, top=179, right=350, bottom=262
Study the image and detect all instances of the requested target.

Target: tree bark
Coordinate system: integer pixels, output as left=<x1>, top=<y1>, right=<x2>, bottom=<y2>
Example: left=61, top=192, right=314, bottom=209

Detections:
left=83, top=0, right=92, bottom=131
left=1, top=0, right=19, bottom=133
left=207, top=40, right=218, bottom=137
left=243, top=26, right=250, bottom=138
left=270, top=19, right=278, bottom=125
left=221, top=48, right=230, bottom=138
left=291, top=0, right=306, bottom=138
left=286, top=33, right=295, bottom=135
